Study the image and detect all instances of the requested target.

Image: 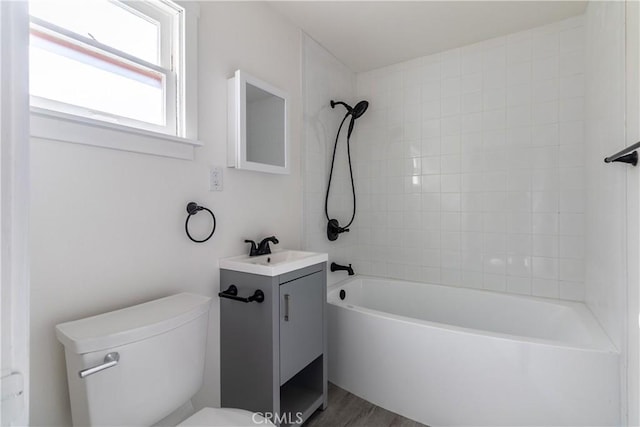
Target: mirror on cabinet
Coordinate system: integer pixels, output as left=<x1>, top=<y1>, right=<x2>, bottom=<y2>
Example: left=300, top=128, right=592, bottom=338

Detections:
left=227, top=70, right=289, bottom=174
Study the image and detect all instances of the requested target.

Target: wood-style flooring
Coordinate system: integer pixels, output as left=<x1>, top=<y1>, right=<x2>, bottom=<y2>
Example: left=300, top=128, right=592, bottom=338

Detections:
left=305, top=383, right=428, bottom=427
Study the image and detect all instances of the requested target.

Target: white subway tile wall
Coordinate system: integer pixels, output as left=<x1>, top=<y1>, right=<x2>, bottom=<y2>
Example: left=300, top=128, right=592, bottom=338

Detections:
left=350, top=16, right=585, bottom=301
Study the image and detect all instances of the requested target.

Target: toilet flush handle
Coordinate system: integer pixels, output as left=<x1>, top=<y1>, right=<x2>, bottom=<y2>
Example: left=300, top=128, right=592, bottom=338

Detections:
left=79, top=352, right=120, bottom=378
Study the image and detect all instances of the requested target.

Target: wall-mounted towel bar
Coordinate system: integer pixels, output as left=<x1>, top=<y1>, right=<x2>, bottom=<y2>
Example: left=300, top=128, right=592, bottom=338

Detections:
left=604, top=141, right=640, bottom=166
left=219, top=285, right=264, bottom=303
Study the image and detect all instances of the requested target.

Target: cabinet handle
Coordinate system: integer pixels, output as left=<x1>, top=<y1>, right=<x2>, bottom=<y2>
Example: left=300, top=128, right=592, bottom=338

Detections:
left=284, top=294, right=290, bottom=321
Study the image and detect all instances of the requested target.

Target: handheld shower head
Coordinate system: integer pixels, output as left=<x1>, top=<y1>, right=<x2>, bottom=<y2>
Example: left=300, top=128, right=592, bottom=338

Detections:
left=330, top=100, right=369, bottom=118
left=352, top=100, right=369, bottom=119
left=331, top=99, right=369, bottom=138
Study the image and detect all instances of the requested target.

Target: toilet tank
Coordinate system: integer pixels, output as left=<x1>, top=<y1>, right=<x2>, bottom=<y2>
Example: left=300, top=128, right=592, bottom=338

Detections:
left=56, top=293, right=211, bottom=426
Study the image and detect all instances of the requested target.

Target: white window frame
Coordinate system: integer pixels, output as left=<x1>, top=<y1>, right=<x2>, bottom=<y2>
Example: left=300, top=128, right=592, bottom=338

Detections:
left=29, top=0, right=201, bottom=160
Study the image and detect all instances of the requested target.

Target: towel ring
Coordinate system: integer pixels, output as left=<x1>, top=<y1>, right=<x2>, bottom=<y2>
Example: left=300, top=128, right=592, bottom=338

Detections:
left=185, top=202, right=216, bottom=243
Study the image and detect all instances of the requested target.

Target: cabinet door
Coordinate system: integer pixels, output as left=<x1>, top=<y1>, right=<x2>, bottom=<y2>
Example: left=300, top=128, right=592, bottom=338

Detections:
left=279, top=271, right=324, bottom=385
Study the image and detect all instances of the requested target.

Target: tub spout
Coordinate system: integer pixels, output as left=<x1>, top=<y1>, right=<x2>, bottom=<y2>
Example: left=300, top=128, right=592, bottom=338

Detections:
left=331, top=262, right=354, bottom=275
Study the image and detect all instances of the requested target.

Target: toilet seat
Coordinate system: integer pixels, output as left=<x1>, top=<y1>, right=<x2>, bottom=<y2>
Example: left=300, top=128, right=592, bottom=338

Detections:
left=178, top=407, right=273, bottom=426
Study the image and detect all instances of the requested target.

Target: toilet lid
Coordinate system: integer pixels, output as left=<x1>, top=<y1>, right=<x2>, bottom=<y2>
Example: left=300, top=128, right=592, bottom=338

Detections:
left=178, top=407, right=273, bottom=426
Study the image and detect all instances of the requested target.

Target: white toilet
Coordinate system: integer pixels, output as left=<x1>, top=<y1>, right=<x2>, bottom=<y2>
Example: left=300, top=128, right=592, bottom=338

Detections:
left=56, top=293, right=271, bottom=426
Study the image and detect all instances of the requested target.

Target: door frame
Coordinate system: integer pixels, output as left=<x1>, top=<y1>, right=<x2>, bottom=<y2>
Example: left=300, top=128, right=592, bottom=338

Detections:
left=0, top=1, right=30, bottom=425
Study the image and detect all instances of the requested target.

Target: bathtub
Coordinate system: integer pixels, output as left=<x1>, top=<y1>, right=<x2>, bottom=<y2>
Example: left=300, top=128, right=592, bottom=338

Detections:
left=327, top=276, right=620, bottom=426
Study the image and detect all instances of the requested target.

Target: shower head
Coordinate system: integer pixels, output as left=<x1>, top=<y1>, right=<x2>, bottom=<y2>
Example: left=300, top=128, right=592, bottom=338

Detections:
left=352, top=100, right=369, bottom=119
left=330, top=100, right=369, bottom=118
left=331, top=99, right=369, bottom=138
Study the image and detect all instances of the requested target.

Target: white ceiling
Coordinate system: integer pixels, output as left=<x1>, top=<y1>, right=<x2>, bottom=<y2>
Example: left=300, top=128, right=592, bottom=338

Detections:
left=269, top=1, right=587, bottom=72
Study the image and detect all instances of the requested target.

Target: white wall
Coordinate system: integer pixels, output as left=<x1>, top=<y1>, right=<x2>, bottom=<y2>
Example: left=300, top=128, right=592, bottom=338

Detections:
left=625, top=2, right=640, bottom=423
left=301, top=35, right=357, bottom=285
left=29, top=2, right=302, bottom=425
left=584, top=1, right=628, bottom=421
left=584, top=0, right=626, bottom=351
left=350, top=16, right=586, bottom=301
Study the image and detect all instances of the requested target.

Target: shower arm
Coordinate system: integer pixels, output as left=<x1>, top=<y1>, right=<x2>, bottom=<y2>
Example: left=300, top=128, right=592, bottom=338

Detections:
left=330, top=100, right=352, bottom=112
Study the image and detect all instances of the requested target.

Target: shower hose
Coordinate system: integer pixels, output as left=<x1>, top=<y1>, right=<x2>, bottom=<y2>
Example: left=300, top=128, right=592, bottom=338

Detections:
left=324, top=114, right=357, bottom=233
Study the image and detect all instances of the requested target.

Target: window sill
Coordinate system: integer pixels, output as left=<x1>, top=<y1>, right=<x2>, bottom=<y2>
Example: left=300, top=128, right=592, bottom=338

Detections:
left=30, top=107, right=202, bottom=160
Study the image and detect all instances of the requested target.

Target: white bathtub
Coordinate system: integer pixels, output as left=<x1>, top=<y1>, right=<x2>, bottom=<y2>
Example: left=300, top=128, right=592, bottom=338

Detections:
left=327, top=276, right=620, bottom=426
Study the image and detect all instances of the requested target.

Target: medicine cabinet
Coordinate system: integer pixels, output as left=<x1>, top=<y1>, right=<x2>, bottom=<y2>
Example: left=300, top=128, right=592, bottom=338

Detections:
left=227, top=70, right=289, bottom=174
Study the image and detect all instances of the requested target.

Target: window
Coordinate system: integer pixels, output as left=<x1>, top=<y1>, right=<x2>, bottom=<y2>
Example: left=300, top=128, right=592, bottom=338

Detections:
left=29, top=0, right=185, bottom=136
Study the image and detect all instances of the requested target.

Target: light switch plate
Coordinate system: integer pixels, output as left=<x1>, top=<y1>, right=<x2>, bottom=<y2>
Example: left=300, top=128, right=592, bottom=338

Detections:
left=210, top=166, right=223, bottom=191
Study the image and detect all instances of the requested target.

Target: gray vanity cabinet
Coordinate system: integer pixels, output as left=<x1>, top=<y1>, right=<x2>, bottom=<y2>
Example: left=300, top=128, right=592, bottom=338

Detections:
left=220, top=262, right=327, bottom=426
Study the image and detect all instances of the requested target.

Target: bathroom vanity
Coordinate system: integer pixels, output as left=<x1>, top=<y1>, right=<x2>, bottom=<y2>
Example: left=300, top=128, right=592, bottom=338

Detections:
left=219, top=250, right=328, bottom=426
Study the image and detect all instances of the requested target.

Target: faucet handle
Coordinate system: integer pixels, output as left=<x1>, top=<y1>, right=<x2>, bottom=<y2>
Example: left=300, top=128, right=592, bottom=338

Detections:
left=244, top=240, right=258, bottom=256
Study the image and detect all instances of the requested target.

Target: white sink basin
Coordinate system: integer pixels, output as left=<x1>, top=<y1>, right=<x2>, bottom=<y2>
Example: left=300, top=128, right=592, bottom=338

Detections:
left=219, top=250, right=328, bottom=277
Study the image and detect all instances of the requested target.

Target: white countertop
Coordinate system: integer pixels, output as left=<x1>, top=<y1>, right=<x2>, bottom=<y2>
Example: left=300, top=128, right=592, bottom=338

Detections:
left=219, top=250, right=328, bottom=277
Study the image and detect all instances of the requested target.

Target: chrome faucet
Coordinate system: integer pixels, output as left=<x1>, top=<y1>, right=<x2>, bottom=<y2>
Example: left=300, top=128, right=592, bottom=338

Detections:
left=245, top=236, right=279, bottom=256
left=331, top=262, right=354, bottom=275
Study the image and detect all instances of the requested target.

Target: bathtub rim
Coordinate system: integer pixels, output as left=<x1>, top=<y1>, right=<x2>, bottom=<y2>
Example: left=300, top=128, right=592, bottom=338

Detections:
left=327, top=275, right=618, bottom=354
